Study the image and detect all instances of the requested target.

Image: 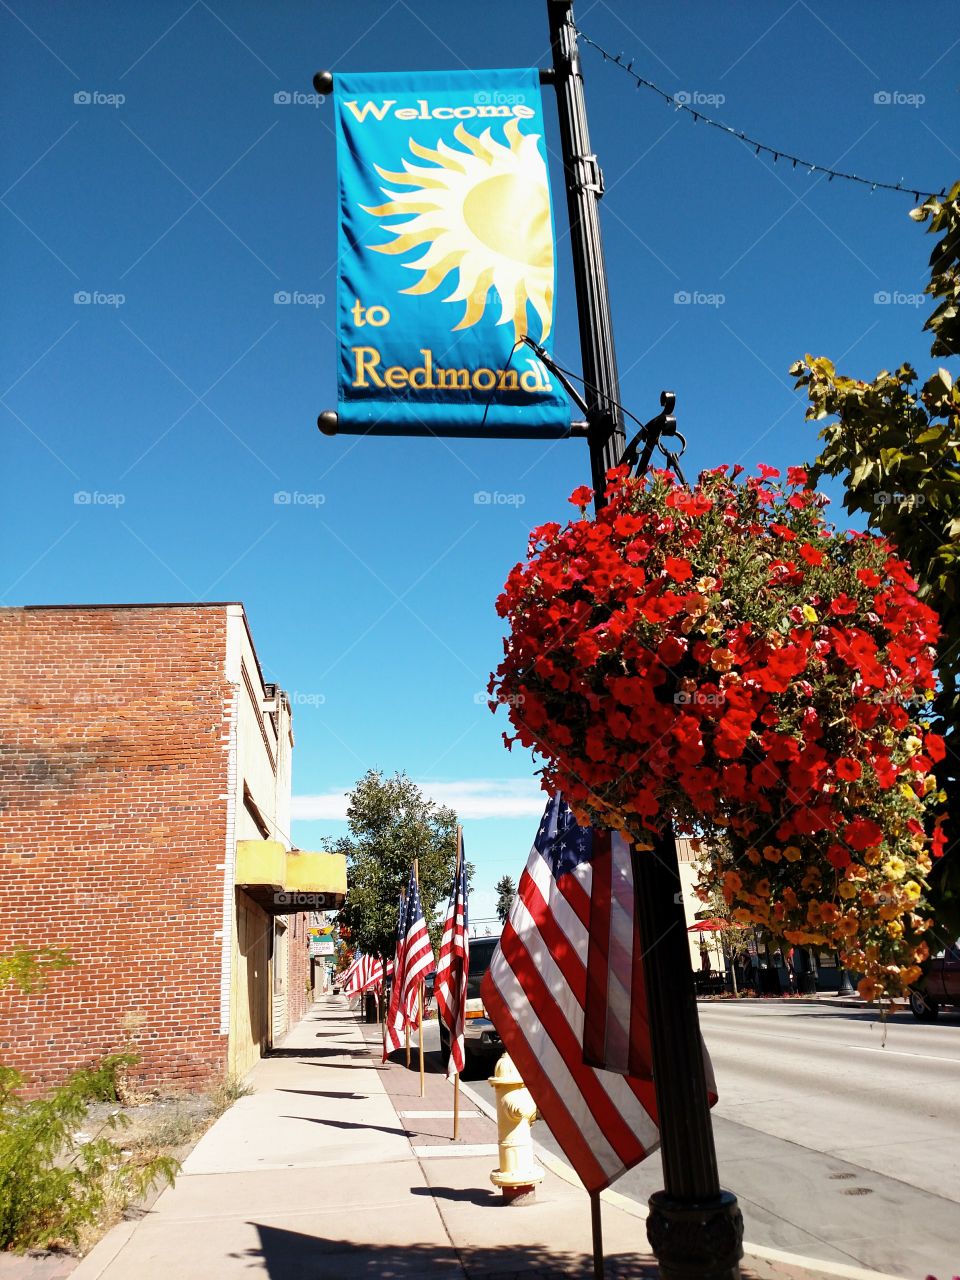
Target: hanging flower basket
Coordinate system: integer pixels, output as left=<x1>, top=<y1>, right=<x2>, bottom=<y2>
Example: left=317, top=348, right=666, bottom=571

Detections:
left=491, top=465, right=947, bottom=999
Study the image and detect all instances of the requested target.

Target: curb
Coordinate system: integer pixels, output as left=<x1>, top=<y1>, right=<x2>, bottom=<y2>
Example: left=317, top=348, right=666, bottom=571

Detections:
left=696, top=997, right=908, bottom=1012
left=457, top=1080, right=907, bottom=1280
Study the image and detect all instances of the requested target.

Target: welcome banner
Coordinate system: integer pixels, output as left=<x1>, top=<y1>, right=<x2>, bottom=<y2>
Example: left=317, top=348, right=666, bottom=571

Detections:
left=334, top=69, right=570, bottom=434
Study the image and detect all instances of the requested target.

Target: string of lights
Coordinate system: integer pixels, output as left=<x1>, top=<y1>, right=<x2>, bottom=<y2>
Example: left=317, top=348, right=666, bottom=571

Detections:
left=575, top=27, right=944, bottom=202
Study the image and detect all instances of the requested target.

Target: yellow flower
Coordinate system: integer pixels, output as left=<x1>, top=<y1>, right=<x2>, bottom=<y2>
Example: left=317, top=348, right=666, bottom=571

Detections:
left=904, top=735, right=922, bottom=756
left=882, top=856, right=906, bottom=881
left=802, top=604, right=819, bottom=623
left=900, top=965, right=922, bottom=986
left=902, top=880, right=922, bottom=902
left=863, top=847, right=882, bottom=866
left=838, top=881, right=857, bottom=900
left=878, top=903, right=900, bottom=921
left=886, top=920, right=903, bottom=939
left=782, top=845, right=802, bottom=863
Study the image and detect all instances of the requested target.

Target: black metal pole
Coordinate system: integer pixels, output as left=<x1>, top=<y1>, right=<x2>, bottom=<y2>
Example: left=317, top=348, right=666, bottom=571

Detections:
left=546, top=5, right=742, bottom=1276
left=546, top=0, right=625, bottom=498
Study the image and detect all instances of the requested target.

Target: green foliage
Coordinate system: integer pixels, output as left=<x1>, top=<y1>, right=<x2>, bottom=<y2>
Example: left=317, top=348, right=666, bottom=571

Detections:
left=327, top=770, right=460, bottom=961
left=0, top=947, right=73, bottom=994
left=494, top=875, right=516, bottom=924
left=911, top=180, right=960, bottom=359
left=793, top=179, right=960, bottom=939
left=0, top=1054, right=177, bottom=1252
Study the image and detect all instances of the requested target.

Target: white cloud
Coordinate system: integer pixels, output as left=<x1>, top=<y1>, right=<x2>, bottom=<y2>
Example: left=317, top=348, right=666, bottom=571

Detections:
left=291, top=777, right=546, bottom=822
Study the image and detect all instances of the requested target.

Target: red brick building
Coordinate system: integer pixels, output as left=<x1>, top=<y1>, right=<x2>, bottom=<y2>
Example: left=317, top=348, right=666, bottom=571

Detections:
left=0, top=604, right=344, bottom=1095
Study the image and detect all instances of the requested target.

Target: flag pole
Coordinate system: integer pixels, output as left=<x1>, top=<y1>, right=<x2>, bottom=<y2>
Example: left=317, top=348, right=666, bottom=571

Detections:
left=546, top=3, right=743, bottom=1277
left=414, top=856, right=425, bottom=1098
left=452, top=824, right=462, bottom=1141
left=590, top=1191, right=604, bottom=1280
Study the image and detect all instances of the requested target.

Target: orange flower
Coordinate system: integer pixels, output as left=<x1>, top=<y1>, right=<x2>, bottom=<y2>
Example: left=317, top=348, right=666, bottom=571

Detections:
left=858, top=976, right=880, bottom=1002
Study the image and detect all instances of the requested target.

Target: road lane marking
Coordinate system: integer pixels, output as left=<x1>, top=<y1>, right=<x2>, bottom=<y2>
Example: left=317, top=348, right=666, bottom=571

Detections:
left=695, top=1021, right=960, bottom=1064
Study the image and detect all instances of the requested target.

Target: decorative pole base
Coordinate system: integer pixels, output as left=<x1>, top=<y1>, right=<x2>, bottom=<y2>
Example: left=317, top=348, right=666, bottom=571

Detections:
left=646, top=1190, right=744, bottom=1280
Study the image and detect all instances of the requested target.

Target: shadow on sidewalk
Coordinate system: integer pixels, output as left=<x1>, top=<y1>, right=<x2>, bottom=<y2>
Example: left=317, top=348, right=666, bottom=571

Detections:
left=277, top=1089, right=366, bottom=1100
left=266, top=1046, right=370, bottom=1059
left=279, top=1114, right=408, bottom=1137
left=239, top=1224, right=660, bottom=1278
left=410, top=1186, right=497, bottom=1207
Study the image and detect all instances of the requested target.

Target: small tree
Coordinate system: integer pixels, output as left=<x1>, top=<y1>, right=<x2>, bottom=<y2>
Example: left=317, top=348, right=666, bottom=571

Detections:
left=494, top=875, right=517, bottom=924
left=792, top=179, right=960, bottom=939
left=327, top=770, right=460, bottom=962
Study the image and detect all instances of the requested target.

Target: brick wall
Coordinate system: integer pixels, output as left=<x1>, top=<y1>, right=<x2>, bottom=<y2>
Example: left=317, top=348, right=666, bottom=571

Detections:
left=284, top=912, right=312, bottom=1030
left=0, top=605, right=233, bottom=1095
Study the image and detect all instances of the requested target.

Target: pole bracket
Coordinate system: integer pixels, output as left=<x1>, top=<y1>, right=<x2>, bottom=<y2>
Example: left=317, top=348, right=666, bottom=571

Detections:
left=571, top=153, right=604, bottom=196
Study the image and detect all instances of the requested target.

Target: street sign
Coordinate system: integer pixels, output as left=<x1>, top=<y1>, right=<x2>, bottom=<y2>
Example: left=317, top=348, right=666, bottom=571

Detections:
left=310, top=938, right=335, bottom=957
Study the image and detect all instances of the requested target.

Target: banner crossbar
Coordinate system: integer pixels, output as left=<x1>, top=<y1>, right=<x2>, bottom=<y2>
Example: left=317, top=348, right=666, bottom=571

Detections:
left=317, top=412, right=588, bottom=441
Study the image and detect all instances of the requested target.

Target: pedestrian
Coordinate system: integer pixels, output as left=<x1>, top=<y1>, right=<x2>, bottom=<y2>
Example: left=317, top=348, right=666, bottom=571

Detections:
left=785, top=946, right=797, bottom=994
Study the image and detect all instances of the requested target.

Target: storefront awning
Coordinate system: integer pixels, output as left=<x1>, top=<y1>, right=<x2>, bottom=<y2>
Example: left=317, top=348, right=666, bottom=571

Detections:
left=235, top=840, right=347, bottom=915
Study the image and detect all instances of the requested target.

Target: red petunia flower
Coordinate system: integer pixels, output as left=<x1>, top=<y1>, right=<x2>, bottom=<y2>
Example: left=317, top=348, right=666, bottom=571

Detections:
left=663, top=555, right=693, bottom=583
left=843, top=818, right=884, bottom=851
left=799, top=543, right=826, bottom=567
left=835, top=758, right=862, bottom=782
left=569, top=485, right=594, bottom=508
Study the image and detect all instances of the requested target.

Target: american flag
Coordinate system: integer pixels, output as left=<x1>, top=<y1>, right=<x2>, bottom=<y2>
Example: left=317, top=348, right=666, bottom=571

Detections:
left=395, top=866, right=435, bottom=1028
left=339, top=953, right=361, bottom=995
left=481, top=794, right=667, bottom=1194
left=383, top=890, right=410, bottom=1059
left=343, top=953, right=383, bottom=998
left=434, top=833, right=469, bottom=1076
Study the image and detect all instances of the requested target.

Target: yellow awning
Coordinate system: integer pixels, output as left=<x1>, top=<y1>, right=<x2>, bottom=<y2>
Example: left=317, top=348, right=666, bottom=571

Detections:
left=235, top=840, right=347, bottom=915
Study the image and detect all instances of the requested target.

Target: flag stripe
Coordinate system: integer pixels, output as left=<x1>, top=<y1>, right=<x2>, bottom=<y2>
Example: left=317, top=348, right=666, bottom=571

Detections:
left=480, top=793, right=681, bottom=1196
left=482, top=974, right=608, bottom=1191
left=503, top=902, right=659, bottom=1159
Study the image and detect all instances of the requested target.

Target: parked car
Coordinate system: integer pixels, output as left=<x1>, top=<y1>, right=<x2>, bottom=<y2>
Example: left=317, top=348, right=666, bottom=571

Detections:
left=438, top=935, right=503, bottom=1071
left=909, top=941, right=960, bottom=1020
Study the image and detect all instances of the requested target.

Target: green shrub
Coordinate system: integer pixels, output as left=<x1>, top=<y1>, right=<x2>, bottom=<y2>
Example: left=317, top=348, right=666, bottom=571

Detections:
left=0, top=1053, right=177, bottom=1252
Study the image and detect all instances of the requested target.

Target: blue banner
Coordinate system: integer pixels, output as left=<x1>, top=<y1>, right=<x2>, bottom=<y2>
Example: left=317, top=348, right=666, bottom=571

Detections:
left=334, top=69, right=570, bottom=434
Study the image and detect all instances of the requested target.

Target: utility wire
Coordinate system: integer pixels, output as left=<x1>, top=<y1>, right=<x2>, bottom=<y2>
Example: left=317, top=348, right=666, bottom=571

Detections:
left=575, top=27, right=944, bottom=202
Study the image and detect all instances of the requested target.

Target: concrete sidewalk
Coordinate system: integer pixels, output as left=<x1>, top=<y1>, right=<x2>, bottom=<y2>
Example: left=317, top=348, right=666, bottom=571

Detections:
left=70, top=997, right=906, bottom=1280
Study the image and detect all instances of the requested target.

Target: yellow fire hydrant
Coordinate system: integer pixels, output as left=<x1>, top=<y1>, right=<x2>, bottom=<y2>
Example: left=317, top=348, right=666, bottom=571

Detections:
left=489, top=1052, right=544, bottom=1203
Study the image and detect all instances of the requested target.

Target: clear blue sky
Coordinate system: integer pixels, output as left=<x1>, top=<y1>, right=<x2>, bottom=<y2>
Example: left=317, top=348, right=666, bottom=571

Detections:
left=2, top=1, right=956, bottom=926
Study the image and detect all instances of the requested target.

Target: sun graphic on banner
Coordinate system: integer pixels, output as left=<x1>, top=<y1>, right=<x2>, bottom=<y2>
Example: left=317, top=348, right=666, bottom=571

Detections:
left=362, top=119, right=554, bottom=342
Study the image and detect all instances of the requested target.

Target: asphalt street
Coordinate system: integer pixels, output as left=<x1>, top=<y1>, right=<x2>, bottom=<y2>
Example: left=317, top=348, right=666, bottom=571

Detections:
left=418, top=1002, right=960, bottom=1279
